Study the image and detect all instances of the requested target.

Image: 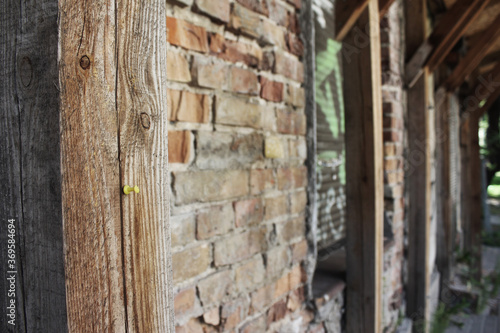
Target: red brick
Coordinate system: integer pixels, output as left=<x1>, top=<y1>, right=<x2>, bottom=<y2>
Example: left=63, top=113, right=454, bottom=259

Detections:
left=168, top=131, right=191, bottom=164
left=170, top=214, right=196, bottom=248
left=191, top=55, right=229, bottom=90
left=264, top=195, right=288, bottom=220
left=290, top=190, right=307, bottom=214
left=383, top=115, right=403, bottom=130
left=229, top=67, right=259, bottom=95
left=234, top=198, right=264, bottom=228
left=286, top=0, right=302, bottom=9
left=286, top=33, right=304, bottom=57
left=260, top=77, right=284, bottom=102
left=174, top=287, right=202, bottom=318
left=268, top=0, right=289, bottom=27
left=278, top=216, right=305, bottom=243
left=168, top=89, right=210, bottom=123
left=235, top=256, right=265, bottom=293
left=274, top=51, right=304, bottom=82
left=250, top=283, right=276, bottom=313
left=203, top=307, right=220, bottom=326
left=194, top=0, right=230, bottom=22
left=236, top=0, right=269, bottom=16
left=266, top=299, right=288, bottom=325
left=209, top=33, right=262, bottom=68
left=277, top=167, right=307, bottom=190
left=214, top=229, right=265, bottom=266
left=292, top=167, right=308, bottom=188
left=167, top=51, right=191, bottom=83
left=172, top=243, right=211, bottom=284
left=285, top=84, right=305, bottom=108
left=221, top=299, right=248, bottom=331
left=167, top=17, right=208, bottom=53
left=197, top=270, right=233, bottom=306
left=250, top=169, right=275, bottom=194
left=277, top=109, right=306, bottom=135
left=197, top=204, right=234, bottom=239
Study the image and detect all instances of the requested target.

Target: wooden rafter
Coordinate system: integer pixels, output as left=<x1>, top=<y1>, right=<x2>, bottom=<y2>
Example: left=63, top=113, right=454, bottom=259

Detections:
left=335, top=0, right=369, bottom=42
left=379, top=0, right=397, bottom=18
left=406, top=0, right=491, bottom=87
left=461, top=61, right=500, bottom=119
left=445, top=12, right=500, bottom=91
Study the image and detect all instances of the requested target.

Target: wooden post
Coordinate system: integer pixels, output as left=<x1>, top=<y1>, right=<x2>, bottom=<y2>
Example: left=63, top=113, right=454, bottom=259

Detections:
left=1, top=0, right=67, bottom=331
left=59, top=0, right=174, bottom=331
left=405, top=0, right=432, bottom=326
left=341, top=0, right=384, bottom=331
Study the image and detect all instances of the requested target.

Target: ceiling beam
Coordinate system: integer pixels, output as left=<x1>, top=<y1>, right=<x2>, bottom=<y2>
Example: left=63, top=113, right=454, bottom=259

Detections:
left=445, top=12, right=500, bottom=91
left=379, top=0, right=397, bottom=18
left=335, top=0, right=369, bottom=42
left=462, top=62, right=500, bottom=119
left=406, top=0, right=490, bottom=87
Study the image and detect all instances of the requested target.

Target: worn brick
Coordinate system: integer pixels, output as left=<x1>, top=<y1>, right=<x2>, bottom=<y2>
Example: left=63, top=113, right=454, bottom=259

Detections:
left=274, top=51, right=304, bottom=82
left=260, top=77, right=283, bottom=102
left=209, top=33, right=262, bottom=68
left=277, top=167, right=307, bottom=190
left=289, top=264, right=306, bottom=288
left=274, top=273, right=290, bottom=299
left=287, top=286, right=305, bottom=312
left=261, top=105, right=277, bottom=131
left=236, top=0, right=269, bottom=16
left=168, top=89, right=210, bottom=123
left=229, top=66, right=259, bottom=95
left=250, top=169, right=275, bottom=194
left=215, top=95, right=262, bottom=128
left=265, top=246, right=290, bottom=279
left=172, top=243, right=211, bottom=284
left=285, top=84, right=305, bottom=108
left=198, top=270, right=233, bottom=306
left=288, top=138, right=307, bottom=160
left=290, top=190, right=307, bottom=214
left=191, top=55, right=229, bottom=90
left=167, top=17, right=209, bottom=53
left=286, top=32, right=304, bottom=57
left=265, top=136, right=285, bottom=159
left=261, top=20, right=287, bottom=49
left=168, top=131, right=192, bottom=164
left=235, top=256, right=265, bottom=293
left=251, top=283, right=276, bottom=313
left=196, top=131, right=264, bottom=169
left=240, top=315, right=267, bottom=333
left=195, top=0, right=230, bottom=22
left=264, top=195, right=288, bottom=220
left=234, top=198, right=264, bottom=228
left=214, top=228, right=265, bottom=266
left=221, top=298, right=248, bottom=331
left=203, top=307, right=220, bottom=326
left=266, top=298, right=288, bottom=325
left=197, top=204, right=234, bottom=240
left=277, top=109, right=306, bottom=135
left=291, top=240, right=308, bottom=263
left=383, top=130, right=401, bottom=142
left=277, top=216, right=304, bottom=243
left=286, top=0, right=301, bottom=9
left=167, top=51, right=191, bottom=83
left=268, top=0, right=289, bottom=27
left=292, top=166, right=308, bottom=188
left=176, top=318, right=204, bottom=333
left=174, top=170, right=249, bottom=204
left=383, top=115, right=403, bottom=130
left=175, top=287, right=203, bottom=319
left=171, top=214, right=196, bottom=248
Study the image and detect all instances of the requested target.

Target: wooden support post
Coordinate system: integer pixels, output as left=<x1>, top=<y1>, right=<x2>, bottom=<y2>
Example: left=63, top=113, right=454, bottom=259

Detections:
left=436, top=89, right=454, bottom=285
left=1, top=0, right=67, bottom=331
left=406, top=0, right=433, bottom=326
left=59, top=0, right=174, bottom=331
left=341, top=0, right=384, bottom=331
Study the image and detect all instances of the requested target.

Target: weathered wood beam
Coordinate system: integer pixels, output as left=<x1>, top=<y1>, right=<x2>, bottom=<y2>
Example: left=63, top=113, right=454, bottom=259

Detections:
left=406, top=0, right=490, bottom=87
left=445, top=12, right=500, bottom=91
left=335, top=0, right=369, bottom=42
left=342, top=0, right=384, bottom=331
left=405, top=0, right=433, bottom=325
left=59, top=0, right=174, bottom=331
left=1, top=0, right=67, bottom=331
left=379, top=0, right=397, bottom=18
left=461, top=62, right=500, bottom=119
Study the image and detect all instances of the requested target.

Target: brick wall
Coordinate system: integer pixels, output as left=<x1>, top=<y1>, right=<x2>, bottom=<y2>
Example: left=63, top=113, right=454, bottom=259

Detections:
left=165, top=0, right=316, bottom=331
left=380, top=1, right=406, bottom=330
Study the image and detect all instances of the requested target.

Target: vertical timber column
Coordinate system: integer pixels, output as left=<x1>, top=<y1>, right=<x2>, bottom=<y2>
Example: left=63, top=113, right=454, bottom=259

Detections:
left=59, top=0, right=174, bottom=331
left=59, top=0, right=126, bottom=331
left=1, top=0, right=67, bottom=332
left=117, top=0, right=174, bottom=331
left=405, top=0, right=432, bottom=324
left=341, top=0, right=384, bottom=332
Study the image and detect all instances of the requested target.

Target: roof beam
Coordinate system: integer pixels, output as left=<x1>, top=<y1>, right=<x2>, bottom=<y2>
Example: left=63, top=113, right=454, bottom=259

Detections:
left=379, top=0, right=397, bottom=18
left=462, top=62, right=500, bottom=119
left=335, top=0, right=369, bottom=41
left=445, top=12, right=500, bottom=91
left=406, top=0, right=490, bottom=87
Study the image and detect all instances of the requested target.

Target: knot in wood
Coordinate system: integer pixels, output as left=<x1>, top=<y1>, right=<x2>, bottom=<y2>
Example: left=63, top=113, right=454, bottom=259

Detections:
left=140, top=113, right=151, bottom=129
left=80, top=56, right=91, bottom=70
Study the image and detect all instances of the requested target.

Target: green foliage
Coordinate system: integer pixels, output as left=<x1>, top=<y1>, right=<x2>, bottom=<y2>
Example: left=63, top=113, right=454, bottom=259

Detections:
left=482, top=230, right=500, bottom=247
left=430, top=302, right=468, bottom=333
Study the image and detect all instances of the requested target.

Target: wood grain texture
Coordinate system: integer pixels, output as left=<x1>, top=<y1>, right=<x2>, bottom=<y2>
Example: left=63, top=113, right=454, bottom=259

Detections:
left=116, top=0, right=174, bottom=331
left=59, top=0, right=126, bottom=331
left=335, top=0, right=369, bottom=42
left=342, top=0, right=384, bottom=331
left=1, top=0, right=67, bottom=331
left=405, top=0, right=432, bottom=323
